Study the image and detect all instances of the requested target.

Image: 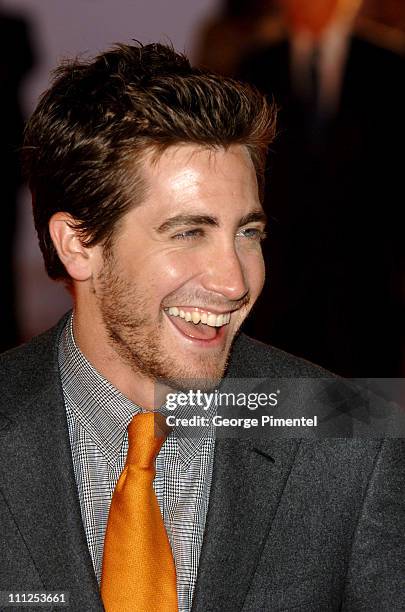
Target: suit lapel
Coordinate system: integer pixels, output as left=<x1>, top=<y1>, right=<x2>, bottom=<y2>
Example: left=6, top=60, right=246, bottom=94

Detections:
left=0, top=321, right=102, bottom=610
left=192, top=436, right=300, bottom=611
left=192, top=334, right=302, bottom=610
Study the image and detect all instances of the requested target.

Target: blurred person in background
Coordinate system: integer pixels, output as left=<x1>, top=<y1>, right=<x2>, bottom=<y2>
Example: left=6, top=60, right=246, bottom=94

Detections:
left=233, top=0, right=405, bottom=377
left=194, top=0, right=283, bottom=76
left=0, top=5, right=34, bottom=353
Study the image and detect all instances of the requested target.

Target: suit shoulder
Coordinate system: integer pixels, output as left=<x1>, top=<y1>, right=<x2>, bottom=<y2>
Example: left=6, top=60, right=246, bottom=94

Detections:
left=237, top=39, right=289, bottom=84
left=354, top=22, right=405, bottom=59
left=0, top=315, right=68, bottom=405
left=240, top=39, right=289, bottom=65
left=230, top=333, right=332, bottom=378
left=351, top=35, right=405, bottom=71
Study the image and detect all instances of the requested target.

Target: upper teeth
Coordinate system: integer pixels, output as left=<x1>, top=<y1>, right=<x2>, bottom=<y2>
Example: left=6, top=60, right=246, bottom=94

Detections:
left=167, top=307, right=231, bottom=327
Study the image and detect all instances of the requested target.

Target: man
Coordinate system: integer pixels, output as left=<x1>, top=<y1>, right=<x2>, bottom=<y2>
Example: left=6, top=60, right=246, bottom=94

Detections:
left=237, top=0, right=405, bottom=377
left=0, top=43, right=404, bottom=611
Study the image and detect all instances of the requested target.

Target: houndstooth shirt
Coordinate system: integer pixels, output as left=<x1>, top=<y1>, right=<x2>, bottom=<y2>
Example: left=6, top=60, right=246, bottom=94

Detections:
left=58, top=315, right=215, bottom=612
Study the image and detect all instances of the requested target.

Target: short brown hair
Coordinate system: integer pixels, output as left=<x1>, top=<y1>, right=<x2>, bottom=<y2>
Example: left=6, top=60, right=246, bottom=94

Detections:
left=23, top=42, right=276, bottom=281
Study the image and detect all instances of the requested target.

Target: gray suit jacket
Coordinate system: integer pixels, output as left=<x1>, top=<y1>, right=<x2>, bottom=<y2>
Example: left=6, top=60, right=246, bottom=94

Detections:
left=1, top=316, right=404, bottom=611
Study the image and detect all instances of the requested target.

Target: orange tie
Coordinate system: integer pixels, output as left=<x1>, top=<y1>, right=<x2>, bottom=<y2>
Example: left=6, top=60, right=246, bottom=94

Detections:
left=101, top=412, right=178, bottom=612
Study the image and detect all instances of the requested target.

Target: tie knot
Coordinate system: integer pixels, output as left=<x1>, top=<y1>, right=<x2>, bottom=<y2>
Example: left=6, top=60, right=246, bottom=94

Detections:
left=126, top=412, right=169, bottom=468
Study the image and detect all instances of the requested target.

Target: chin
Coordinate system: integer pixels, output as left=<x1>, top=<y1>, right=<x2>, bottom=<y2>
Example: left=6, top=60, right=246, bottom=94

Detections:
left=155, top=355, right=229, bottom=394
left=169, top=375, right=223, bottom=394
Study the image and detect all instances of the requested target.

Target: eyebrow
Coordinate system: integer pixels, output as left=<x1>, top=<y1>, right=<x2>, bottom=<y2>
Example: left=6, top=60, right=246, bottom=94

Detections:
left=238, top=210, right=267, bottom=227
left=156, top=214, right=219, bottom=233
left=155, top=209, right=267, bottom=234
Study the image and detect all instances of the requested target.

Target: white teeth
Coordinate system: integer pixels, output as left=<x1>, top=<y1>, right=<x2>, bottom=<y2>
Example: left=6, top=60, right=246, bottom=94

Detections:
left=167, top=308, right=232, bottom=327
left=191, top=312, right=201, bottom=324
left=207, top=314, right=217, bottom=327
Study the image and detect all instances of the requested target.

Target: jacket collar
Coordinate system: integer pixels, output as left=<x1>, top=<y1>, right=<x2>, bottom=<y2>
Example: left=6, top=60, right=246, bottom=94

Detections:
left=192, top=333, right=301, bottom=610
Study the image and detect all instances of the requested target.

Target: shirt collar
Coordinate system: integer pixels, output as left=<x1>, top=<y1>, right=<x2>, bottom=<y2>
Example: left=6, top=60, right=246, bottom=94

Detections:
left=290, top=20, right=351, bottom=65
left=58, top=313, right=214, bottom=469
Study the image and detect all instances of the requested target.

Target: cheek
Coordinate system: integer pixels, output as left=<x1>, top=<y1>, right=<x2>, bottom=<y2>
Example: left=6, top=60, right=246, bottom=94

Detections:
left=144, top=249, right=200, bottom=288
left=254, top=257, right=266, bottom=297
left=242, top=249, right=266, bottom=298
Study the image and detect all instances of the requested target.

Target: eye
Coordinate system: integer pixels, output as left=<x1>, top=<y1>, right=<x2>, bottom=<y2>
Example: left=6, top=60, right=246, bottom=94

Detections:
left=172, top=228, right=205, bottom=240
left=237, top=227, right=267, bottom=241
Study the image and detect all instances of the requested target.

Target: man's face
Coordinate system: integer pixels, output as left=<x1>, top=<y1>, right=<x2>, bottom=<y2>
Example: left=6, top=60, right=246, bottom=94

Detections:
left=281, top=0, right=346, bottom=35
left=92, top=144, right=266, bottom=389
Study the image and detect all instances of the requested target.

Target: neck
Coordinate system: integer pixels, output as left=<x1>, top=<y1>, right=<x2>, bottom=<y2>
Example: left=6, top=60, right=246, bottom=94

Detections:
left=72, top=303, right=159, bottom=410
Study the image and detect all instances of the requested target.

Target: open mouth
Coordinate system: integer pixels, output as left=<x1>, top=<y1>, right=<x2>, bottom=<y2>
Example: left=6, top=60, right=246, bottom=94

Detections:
left=164, top=306, right=231, bottom=341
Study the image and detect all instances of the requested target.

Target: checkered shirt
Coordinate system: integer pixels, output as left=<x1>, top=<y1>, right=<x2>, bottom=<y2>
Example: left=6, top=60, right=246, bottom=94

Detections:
left=58, top=315, right=215, bottom=612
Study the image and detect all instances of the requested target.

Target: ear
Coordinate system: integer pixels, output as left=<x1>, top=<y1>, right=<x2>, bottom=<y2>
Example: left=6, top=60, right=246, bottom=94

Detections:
left=49, top=212, right=97, bottom=282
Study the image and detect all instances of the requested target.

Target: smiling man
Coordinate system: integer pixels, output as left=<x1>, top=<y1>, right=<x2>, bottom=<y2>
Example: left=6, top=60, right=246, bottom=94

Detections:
left=0, top=43, right=404, bottom=612
left=52, top=144, right=267, bottom=403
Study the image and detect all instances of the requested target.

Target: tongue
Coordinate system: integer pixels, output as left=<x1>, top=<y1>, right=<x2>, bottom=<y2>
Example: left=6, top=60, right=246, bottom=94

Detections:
left=169, top=315, right=218, bottom=340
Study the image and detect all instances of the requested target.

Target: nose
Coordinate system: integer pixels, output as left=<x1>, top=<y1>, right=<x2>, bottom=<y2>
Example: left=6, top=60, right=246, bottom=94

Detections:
left=200, top=242, right=249, bottom=302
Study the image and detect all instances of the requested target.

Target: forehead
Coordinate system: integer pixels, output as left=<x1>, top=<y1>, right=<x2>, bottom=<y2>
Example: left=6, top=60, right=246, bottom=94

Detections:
left=137, top=144, right=260, bottom=218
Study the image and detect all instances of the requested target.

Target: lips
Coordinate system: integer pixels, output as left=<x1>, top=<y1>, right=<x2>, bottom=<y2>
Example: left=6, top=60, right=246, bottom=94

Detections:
left=164, top=306, right=231, bottom=342
left=167, top=306, right=231, bottom=327
left=169, top=314, right=218, bottom=340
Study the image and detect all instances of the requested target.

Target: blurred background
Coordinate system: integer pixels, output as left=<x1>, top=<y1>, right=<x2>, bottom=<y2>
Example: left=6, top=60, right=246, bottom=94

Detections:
left=2, top=0, right=404, bottom=377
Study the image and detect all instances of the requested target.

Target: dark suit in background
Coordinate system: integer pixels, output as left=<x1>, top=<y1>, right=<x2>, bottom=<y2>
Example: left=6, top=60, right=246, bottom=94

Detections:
left=238, top=36, right=405, bottom=377
left=0, top=11, right=34, bottom=352
left=1, top=317, right=405, bottom=610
